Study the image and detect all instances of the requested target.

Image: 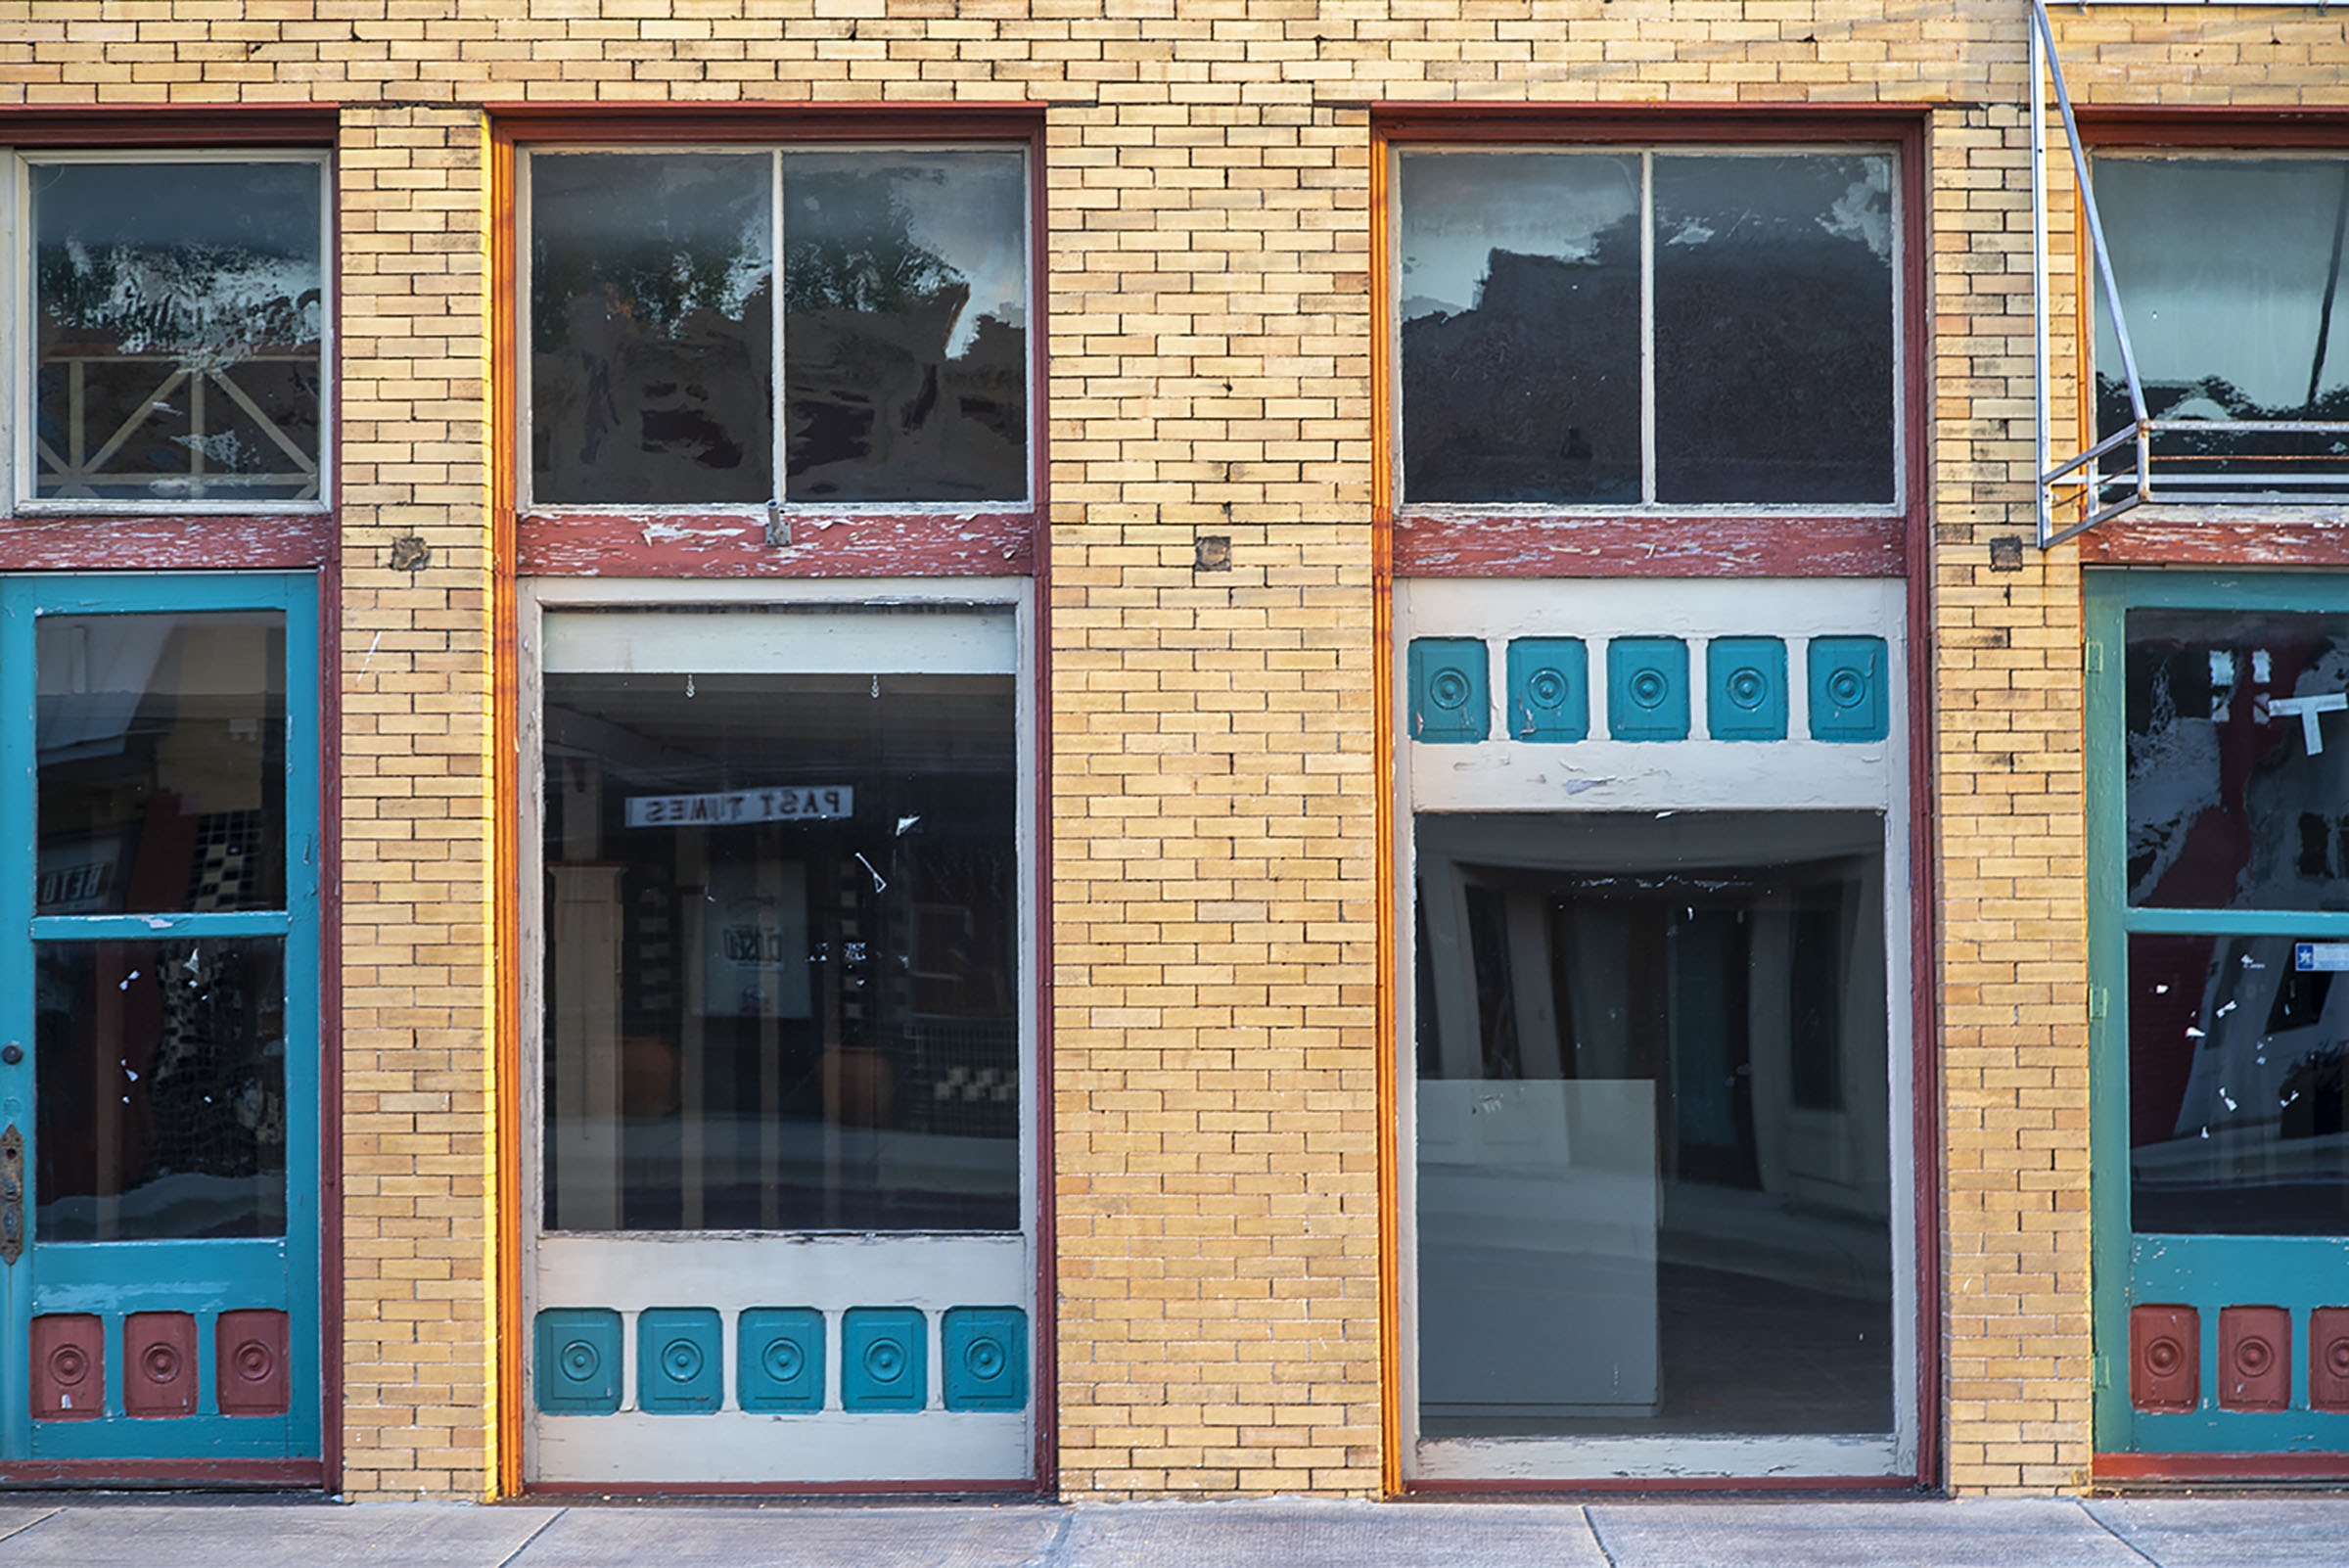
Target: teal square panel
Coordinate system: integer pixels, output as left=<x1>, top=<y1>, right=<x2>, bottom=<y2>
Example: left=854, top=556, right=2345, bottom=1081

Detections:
left=1706, top=637, right=1788, bottom=742
left=1809, top=636, right=1890, bottom=742
left=738, top=1309, right=824, bottom=1412
left=842, top=1308, right=927, bottom=1411
left=637, top=1308, right=723, bottom=1414
left=535, top=1308, right=622, bottom=1414
left=1606, top=637, right=1690, bottom=741
left=1407, top=638, right=1488, bottom=743
left=942, top=1307, right=1029, bottom=1412
left=1506, top=639, right=1589, bottom=743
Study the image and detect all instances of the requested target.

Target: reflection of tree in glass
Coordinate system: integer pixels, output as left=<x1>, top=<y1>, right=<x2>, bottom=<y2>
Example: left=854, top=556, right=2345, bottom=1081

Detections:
left=40, top=241, right=321, bottom=357
left=783, top=169, right=966, bottom=317
left=531, top=223, right=768, bottom=352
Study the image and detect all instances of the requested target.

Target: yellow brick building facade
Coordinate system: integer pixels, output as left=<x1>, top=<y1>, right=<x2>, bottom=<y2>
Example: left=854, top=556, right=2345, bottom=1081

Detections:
left=0, top=0, right=2341, bottom=1503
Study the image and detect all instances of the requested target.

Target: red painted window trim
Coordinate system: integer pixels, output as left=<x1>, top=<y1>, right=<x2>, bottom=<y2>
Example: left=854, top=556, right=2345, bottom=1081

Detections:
left=2066, top=110, right=2349, bottom=566
left=1376, top=107, right=1927, bottom=581
left=0, top=106, right=339, bottom=147
left=496, top=105, right=1047, bottom=580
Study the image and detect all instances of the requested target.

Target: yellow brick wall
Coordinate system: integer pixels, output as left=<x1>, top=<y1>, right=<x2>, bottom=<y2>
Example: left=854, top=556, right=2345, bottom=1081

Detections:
left=334, top=105, right=498, bottom=1499
left=10, top=0, right=2349, bottom=1503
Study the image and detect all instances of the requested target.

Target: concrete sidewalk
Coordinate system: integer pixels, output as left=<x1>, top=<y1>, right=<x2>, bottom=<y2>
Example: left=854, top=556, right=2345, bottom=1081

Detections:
left=0, top=1495, right=2341, bottom=1568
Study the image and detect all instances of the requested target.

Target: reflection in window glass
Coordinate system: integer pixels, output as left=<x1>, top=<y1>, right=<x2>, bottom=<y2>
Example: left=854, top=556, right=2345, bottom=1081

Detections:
left=526, top=148, right=1031, bottom=509
left=784, top=153, right=1030, bottom=502
left=37, top=613, right=288, bottom=916
left=1396, top=149, right=1896, bottom=508
left=1415, top=812, right=1892, bottom=1439
left=36, top=939, right=288, bottom=1241
left=543, top=664, right=1020, bottom=1232
left=32, top=161, right=325, bottom=503
left=1652, top=156, right=1895, bottom=505
left=2125, top=608, right=2349, bottom=912
left=530, top=153, right=775, bottom=505
left=2130, top=933, right=2349, bottom=1236
left=1398, top=154, right=1641, bottom=504
left=2095, top=157, right=2349, bottom=498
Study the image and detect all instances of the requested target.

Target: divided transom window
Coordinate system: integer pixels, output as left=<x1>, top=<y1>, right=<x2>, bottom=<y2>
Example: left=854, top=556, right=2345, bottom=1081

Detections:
left=1394, top=147, right=1900, bottom=512
left=12, top=153, right=332, bottom=511
left=2093, top=152, right=2349, bottom=503
left=523, top=147, right=1032, bottom=511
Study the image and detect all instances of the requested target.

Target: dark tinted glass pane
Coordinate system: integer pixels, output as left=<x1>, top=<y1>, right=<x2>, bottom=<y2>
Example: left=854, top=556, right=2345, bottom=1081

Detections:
left=36, top=938, right=287, bottom=1241
left=530, top=153, right=773, bottom=505
left=2096, top=158, right=2349, bottom=499
left=2130, top=933, right=2349, bottom=1235
left=782, top=153, right=1029, bottom=502
left=33, top=161, right=323, bottom=503
left=2125, top=608, right=2349, bottom=911
left=1415, top=811, right=1891, bottom=1438
left=544, top=665, right=1019, bottom=1232
left=1398, top=153, right=1640, bottom=503
left=38, top=613, right=287, bottom=916
left=1653, top=155, right=1896, bottom=505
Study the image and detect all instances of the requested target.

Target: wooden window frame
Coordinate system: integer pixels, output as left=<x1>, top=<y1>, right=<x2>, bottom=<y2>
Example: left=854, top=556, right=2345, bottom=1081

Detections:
left=2071, top=110, right=2349, bottom=568
left=1373, top=107, right=1928, bottom=581
left=490, top=106, right=1049, bottom=581
left=0, top=110, right=338, bottom=575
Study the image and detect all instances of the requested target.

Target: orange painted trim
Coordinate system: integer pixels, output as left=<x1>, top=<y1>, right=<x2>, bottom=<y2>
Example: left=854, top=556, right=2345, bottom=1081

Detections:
left=2095, top=1452, right=2349, bottom=1483
left=487, top=115, right=527, bottom=1501
left=1368, top=122, right=1405, bottom=1500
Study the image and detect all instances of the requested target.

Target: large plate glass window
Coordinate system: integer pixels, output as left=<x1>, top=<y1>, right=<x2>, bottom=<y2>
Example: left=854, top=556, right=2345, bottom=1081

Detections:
left=1394, top=148, right=1898, bottom=509
left=525, top=149, right=1031, bottom=510
left=17, top=154, right=331, bottom=508
left=2092, top=154, right=2349, bottom=502
left=524, top=592, right=1036, bottom=1488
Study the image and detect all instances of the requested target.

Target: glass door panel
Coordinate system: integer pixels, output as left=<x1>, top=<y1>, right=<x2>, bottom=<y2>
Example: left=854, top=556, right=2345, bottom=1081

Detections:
left=526, top=599, right=1034, bottom=1489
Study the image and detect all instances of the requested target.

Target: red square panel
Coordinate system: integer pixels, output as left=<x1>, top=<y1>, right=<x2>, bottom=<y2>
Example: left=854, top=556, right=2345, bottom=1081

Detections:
left=2130, top=1304, right=2199, bottom=1412
left=2311, top=1308, right=2349, bottom=1411
left=30, top=1314, right=102, bottom=1422
left=2219, top=1305, right=2291, bottom=1411
left=215, top=1310, right=291, bottom=1418
left=122, top=1312, right=199, bottom=1418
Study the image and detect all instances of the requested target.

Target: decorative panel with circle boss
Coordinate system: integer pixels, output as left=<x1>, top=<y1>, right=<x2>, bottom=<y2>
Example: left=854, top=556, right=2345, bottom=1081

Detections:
left=215, top=1309, right=292, bottom=1418
left=1407, top=638, right=1488, bottom=744
left=2312, top=1308, right=2349, bottom=1411
left=637, top=1307, right=723, bottom=1414
left=2218, top=1305, right=2292, bottom=1412
left=1808, top=635, right=1890, bottom=743
left=739, top=1308, right=824, bottom=1412
left=535, top=1307, right=623, bottom=1414
left=1505, top=639, right=1589, bottom=743
left=1607, top=637, right=1691, bottom=743
left=122, top=1312, right=200, bottom=1419
left=942, top=1307, right=1029, bottom=1412
left=30, top=1314, right=102, bottom=1422
left=842, top=1308, right=928, bottom=1412
left=1705, top=637, right=1788, bottom=743
left=2129, top=1304, right=2199, bottom=1412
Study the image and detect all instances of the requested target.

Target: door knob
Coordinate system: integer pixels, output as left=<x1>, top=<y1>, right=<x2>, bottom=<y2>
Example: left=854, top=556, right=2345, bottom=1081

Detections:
left=1, top=1043, right=23, bottom=1066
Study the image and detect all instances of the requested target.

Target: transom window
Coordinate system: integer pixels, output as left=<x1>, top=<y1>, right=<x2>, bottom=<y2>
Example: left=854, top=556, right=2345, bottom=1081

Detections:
left=1394, top=147, right=1899, bottom=511
left=2093, top=153, right=2349, bottom=503
left=14, top=153, right=331, bottom=510
left=523, top=147, right=1031, bottom=511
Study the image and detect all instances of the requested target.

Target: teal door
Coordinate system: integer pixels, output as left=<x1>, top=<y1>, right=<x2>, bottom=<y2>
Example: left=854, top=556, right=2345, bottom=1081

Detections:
left=2091, top=571, right=2349, bottom=1463
left=0, top=575, right=319, bottom=1476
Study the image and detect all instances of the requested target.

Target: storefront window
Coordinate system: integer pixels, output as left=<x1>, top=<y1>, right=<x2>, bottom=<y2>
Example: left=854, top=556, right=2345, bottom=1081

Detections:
left=1413, top=810, right=1894, bottom=1440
